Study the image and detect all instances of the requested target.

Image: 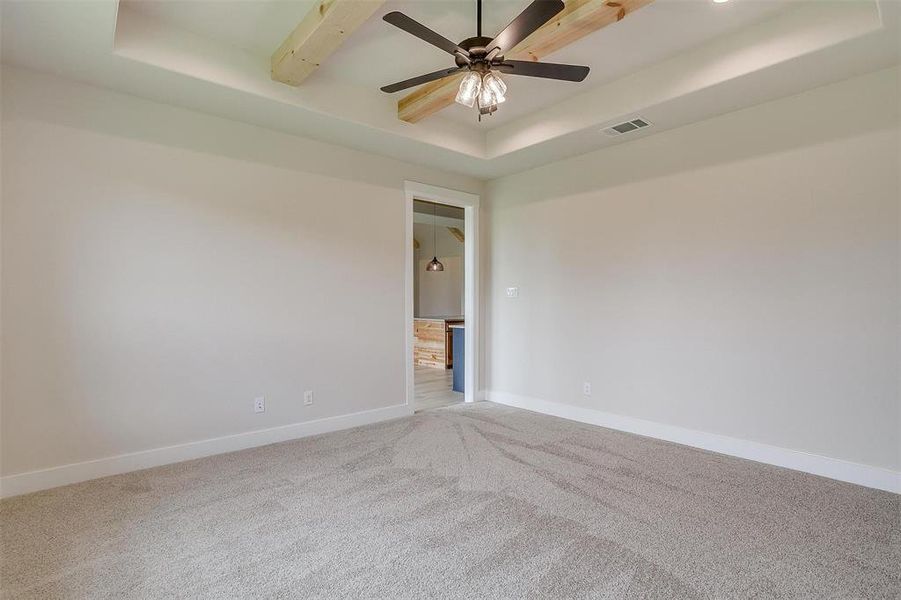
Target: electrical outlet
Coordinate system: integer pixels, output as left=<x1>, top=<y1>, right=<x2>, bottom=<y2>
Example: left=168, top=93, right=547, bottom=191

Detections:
left=303, top=390, right=314, bottom=406
left=583, top=382, right=592, bottom=396
left=254, top=397, right=265, bottom=413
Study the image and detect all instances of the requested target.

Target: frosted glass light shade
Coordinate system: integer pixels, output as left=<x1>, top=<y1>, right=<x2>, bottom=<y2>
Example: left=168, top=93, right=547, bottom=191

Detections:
left=455, top=72, right=482, bottom=108
left=478, top=84, right=504, bottom=110
left=483, top=72, right=507, bottom=99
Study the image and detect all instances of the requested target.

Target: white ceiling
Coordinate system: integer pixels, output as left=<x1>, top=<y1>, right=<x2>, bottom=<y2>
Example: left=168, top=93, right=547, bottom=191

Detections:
left=2, top=0, right=899, bottom=178
left=125, top=0, right=795, bottom=129
left=123, top=0, right=318, bottom=58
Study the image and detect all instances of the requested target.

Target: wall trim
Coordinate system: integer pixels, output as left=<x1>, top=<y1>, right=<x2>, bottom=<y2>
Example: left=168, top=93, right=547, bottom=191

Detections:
left=404, top=180, right=480, bottom=407
left=6, top=394, right=896, bottom=497
left=488, top=391, right=900, bottom=494
left=0, top=403, right=413, bottom=499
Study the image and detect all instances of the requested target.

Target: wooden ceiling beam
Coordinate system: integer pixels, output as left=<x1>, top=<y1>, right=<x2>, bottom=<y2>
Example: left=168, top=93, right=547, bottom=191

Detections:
left=397, top=0, right=655, bottom=123
left=272, top=0, right=386, bottom=86
left=447, top=227, right=465, bottom=243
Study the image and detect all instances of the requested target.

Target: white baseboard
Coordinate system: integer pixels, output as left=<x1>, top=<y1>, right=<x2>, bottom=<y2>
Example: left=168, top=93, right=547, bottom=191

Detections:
left=0, top=403, right=413, bottom=499
left=488, top=391, right=900, bottom=494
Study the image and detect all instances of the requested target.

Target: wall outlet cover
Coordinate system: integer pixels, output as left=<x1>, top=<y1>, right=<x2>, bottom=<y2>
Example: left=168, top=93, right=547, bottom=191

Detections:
left=583, top=382, right=592, bottom=396
left=254, top=397, right=265, bottom=413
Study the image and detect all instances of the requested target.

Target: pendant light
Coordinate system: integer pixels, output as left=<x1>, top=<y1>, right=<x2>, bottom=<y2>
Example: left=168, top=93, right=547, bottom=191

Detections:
left=426, top=202, right=444, bottom=272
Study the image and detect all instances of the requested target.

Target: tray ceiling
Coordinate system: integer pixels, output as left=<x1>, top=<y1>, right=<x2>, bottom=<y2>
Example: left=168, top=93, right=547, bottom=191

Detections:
left=1, top=0, right=898, bottom=178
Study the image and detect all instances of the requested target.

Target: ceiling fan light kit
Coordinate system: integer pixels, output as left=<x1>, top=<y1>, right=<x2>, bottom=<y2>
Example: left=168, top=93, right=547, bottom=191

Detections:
left=381, top=0, right=590, bottom=121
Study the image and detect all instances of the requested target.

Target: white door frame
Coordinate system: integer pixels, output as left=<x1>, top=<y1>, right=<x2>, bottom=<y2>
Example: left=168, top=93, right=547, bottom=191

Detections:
left=404, top=181, right=480, bottom=408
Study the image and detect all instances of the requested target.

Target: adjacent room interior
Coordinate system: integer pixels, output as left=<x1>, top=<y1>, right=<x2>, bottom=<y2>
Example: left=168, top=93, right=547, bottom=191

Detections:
left=412, top=200, right=467, bottom=412
left=1, top=0, right=899, bottom=597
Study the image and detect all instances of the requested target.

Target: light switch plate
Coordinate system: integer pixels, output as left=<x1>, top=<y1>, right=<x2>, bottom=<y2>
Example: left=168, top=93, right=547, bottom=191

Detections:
left=505, top=287, right=519, bottom=298
left=303, top=390, right=314, bottom=406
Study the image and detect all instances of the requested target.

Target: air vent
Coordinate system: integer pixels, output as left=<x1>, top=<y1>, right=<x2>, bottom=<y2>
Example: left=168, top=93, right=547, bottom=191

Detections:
left=602, top=117, right=652, bottom=137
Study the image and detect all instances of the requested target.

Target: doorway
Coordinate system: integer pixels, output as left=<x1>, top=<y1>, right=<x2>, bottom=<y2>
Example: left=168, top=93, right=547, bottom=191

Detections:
left=404, top=182, right=479, bottom=412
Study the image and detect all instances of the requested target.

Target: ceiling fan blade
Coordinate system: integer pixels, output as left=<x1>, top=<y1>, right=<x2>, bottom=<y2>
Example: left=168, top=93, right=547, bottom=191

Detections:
left=380, top=67, right=465, bottom=93
left=383, top=12, right=469, bottom=57
left=496, top=60, right=589, bottom=82
left=486, top=0, right=564, bottom=55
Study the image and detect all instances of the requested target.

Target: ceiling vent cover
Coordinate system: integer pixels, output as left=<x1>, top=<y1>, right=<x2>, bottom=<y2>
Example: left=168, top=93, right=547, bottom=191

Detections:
left=602, top=117, right=651, bottom=137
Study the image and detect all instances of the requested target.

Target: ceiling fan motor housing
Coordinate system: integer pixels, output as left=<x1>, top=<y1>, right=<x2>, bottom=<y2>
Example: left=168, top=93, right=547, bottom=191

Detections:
left=455, top=36, right=504, bottom=70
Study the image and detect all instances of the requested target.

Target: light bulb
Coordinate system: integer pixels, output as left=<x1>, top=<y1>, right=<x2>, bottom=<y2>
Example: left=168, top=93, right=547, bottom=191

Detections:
left=455, top=72, right=482, bottom=108
left=483, top=72, right=507, bottom=99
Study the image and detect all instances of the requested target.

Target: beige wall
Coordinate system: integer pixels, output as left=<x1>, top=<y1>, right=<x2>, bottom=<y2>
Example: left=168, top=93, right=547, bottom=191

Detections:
left=413, top=222, right=464, bottom=317
left=0, top=67, right=482, bottom=477
left=2, top=63, right=898, bottom=486
left=485, top=67, right=900, bottom=471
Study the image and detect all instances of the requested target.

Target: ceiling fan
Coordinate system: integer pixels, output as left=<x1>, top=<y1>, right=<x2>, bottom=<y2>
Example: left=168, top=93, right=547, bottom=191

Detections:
left=380, top=0, right=590, bottom=120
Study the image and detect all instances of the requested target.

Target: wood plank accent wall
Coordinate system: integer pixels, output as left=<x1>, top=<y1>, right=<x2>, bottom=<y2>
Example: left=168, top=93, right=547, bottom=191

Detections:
left=414, top=318, right=463, bottom=368
left=413, top=320, right=447, bottom=368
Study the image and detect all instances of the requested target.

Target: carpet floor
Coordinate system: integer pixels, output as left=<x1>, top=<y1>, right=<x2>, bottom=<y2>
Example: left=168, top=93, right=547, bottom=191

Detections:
left=1, top=403, right=898, bottom=599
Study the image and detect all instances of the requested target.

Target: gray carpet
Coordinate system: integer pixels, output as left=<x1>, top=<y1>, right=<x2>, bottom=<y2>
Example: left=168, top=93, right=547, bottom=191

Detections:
left=1, top=402, right=898, bottom=599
